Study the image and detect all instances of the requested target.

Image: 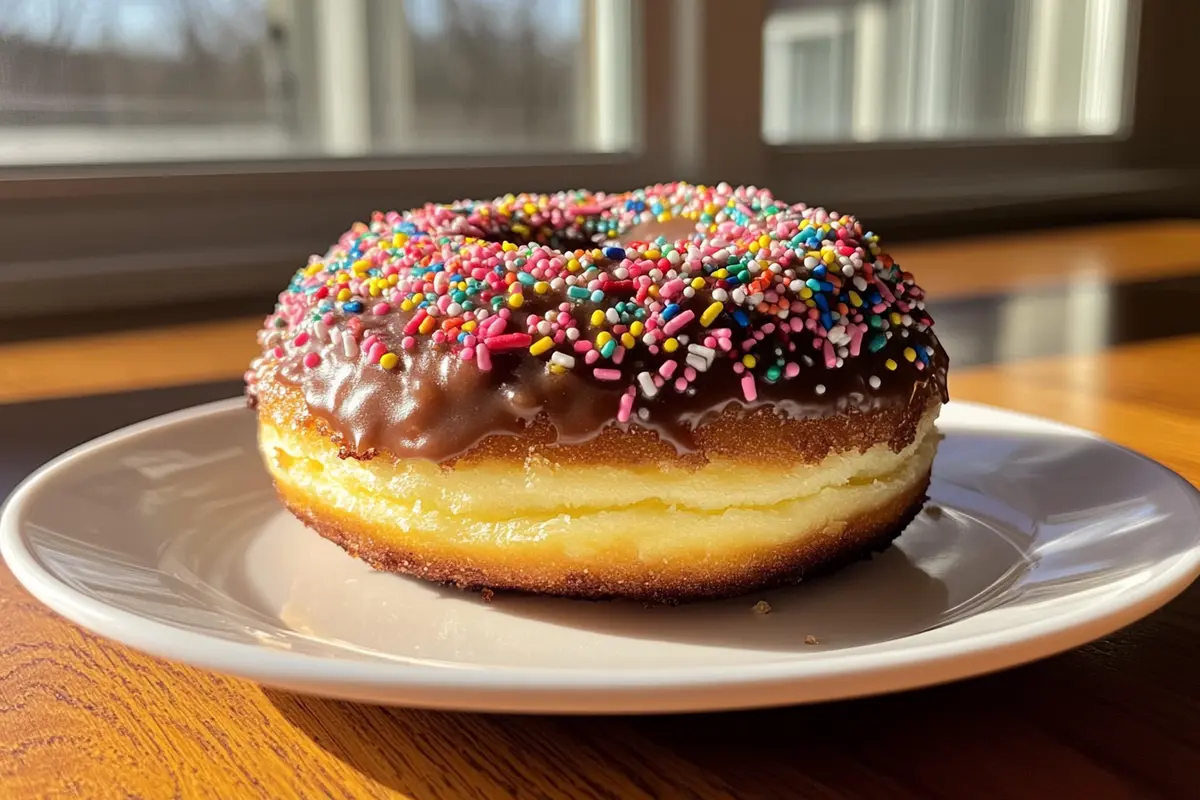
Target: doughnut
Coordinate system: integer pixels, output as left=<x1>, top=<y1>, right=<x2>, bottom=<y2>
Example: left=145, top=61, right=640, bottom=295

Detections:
left=247, top=182, right=948, bottom=602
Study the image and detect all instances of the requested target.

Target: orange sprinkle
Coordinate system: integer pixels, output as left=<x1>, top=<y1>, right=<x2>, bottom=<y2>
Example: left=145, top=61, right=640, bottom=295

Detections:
left=441, top=316, right=464, bottom=331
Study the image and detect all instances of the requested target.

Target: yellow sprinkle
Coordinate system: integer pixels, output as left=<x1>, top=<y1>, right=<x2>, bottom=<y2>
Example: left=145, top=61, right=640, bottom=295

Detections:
left=742, top=354, right=757, bottom=368
left=304, top=263, right=324, bottom=277
left=596, top=331, right=613, bottom=348
left=462, top=320, right=477, bottom=332
left=411, top=293, right=425, bottom=304
left=379, top=352, right=399, bottom=370
left=507, top=293, right=524, bottom=309
left=352, top=259, right=371, bottom=273
left=748, top=242, right=760, bottom=254
left=501, top=242, right=517, bottom=252
left=529, top=336, right=554, bottom=356
left=567, top=258, right=581, bottom=272
left=885, top=358, right=898, bottom=371
left=903, top=347, right=917, bottom=362
left=534, top=281, right=550, bottom=295
left=645, top=250, right=661, bottom=259
left=713, top=269, right=729, bottom=279
left=657, top=212, right=670, bottom=222
left=369, top=284, right=382, bottom=297
left=336, top=288, right=352, bottom=302
left=703, top=203, right=718, bottom=215
left=648, top=285, right=660, bottom=298
left=388, top=274, right=400, bottom=286
left=757, top=235, right=771, bottom=249
left=511, top=223, right=531, bottom=236
left=457, top=281, right=468, bottom=291
left=890, top=312, right=903, bottom=325
left=418, top=316, right=436, bottom=335
left=629, top=320, right=644, bottom=337
left=392, top=233, right=408, bottom=247
left=822, top=250, right=836, bottom=265
left=590, top=310, right=605, bottom=327
left=690, top=277, right=705, bottom=290
left=663, top=337, right=679, bottom=353
left=523, top=202, right=537, bottom=215
left=621, top=332, right=636, bottom=348
left=800, top=287, right=814, bottom=300
left=700, top=301, right=724, bottom=326
left=400, top=299, right=414, bottom=311
left=849, top=291, right=862, bottom=307
left=549, top=364, right=567, bottom=375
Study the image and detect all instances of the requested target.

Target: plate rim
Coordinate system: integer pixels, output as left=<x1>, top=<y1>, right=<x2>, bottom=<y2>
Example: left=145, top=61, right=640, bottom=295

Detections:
left=4, top=397, right=1200, bottom=710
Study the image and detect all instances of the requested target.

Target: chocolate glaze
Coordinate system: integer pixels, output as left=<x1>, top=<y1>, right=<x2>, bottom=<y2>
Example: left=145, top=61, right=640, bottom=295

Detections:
left=277, top=309, right=947, bottom=463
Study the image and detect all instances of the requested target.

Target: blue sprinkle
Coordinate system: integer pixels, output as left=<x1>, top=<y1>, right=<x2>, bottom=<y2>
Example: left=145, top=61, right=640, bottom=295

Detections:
left=604, top=246, right=626, bottom=260
left=661, top=303, right=681, bottom=321
left=821, top=312, right=833, bottom=329
left=814, top=294, right=829, bottom=311
left=343, top=301, right=364, bottom=313
left=590, top=289, right=606, bottom=303
left=806, top=278, right=823, bottom=292
left=517, top=272, right=536, bottom=286
left=724, top=275, right=742, bottom=288
left=812, top=264, right=827, bottom=278
left=733, top=309, right=750, bottom=327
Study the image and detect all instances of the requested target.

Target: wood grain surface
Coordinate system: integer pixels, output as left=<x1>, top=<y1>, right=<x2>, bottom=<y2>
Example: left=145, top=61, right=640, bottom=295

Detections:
left=2, top=222, right=1199, bottom=798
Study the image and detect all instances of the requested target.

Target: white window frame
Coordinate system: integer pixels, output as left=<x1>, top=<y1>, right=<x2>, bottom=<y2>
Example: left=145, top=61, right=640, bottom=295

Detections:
left=0, top=0, right=1192, bottom=320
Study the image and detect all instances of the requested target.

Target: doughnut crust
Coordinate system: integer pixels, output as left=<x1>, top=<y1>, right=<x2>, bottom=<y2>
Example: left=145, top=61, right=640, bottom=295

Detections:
left=247, top=183, right=949, bottom=601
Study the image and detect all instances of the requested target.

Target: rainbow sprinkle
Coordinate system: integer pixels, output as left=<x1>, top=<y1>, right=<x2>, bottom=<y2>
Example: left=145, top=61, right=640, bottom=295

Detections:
left=248, top=182, right=940, bottom=422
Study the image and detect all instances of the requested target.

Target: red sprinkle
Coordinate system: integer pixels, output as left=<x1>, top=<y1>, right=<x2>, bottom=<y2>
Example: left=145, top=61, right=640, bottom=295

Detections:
left=485, top=333, right=533, bottom=350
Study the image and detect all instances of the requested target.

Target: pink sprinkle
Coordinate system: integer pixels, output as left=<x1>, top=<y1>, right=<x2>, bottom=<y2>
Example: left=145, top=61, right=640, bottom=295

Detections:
left=362, top=335, right=380, bottom=352
left=717, top=337, right=732, bottom=351
left=404, top=310, right=427, bottom=335
left=741, top=374, right=758, bottom=402
left=272, top=346, right=285, bottom=359
left=823, top=339, right=836, bottom=368
left=733, top=363, right=745, bottom=374
left=703, top=336, right=717, bottom=348
left=660, top=279, right=685, bottom=298
left=594, top=368, right=621, bottom=380
left=475, top=343, right=492, bottom=370
left=303, top=352, right=321, bottom=369
left=617, top=391, right=635, bottom=423
left=612, top=346, right=626, bottom=365
left=401, top=335, right=416, bottom=350
left=368, top=342, right=386, bottom=364
left=484, top=333, right=532, bottom=350
left=460, top=346, right=474, bottom=361
left=573, top=341, right=593, bottom=353
left=662, top=309, right=695, bottom=336
left=849, top=324, right=864, bottom=356
left=674, top=377, right=688, bottom=392
left=293, top=332, right=310, bottom=347
left=584, top=350, right=600, bottom=364
left=372, top=302, right=391, bottom=315
left=684, top=366, right=697, bottom=381
left=785, top=362, right=800, bottom=378
left=322, top=312, right=336, bottom=327
left=658, top=360, right=677, bottom=378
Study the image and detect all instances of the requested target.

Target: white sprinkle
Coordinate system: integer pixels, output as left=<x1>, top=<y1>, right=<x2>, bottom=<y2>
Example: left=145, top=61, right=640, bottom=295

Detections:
left=342, top=333, right=358, bottom=359
left=802, top=355, right=814, bottom=367
left=606, top=308, right=620, bottom=324
left=666, top=251, right=682, bottom=265
left=815, top=384, right=826, bottom=395
left=637, top=407, right=650, bottom=420
left=789, top=279, right=805, bottom=292
left=537, top=320, right=553, bottom=335
left=731, top=287, right=748, bottom=305
left=446, top=302, right=463, bottom=316
left=685, top=353, right=710, bottom=372
left=869, top=375, right=881, bottom=389
left=566, top=328, right=580, bottom=341
left=842, top=264, right=855, bottom=277
left=712, top=288, right=729, bottom=302
left=747, top=293, right=764, bottom=306
left=768, top=262, right=782, bottom=274
left=926, top=346, right=935, bottom=355
left=853, top=276, right=868, bottom=291
left=313, top=320, right=329, bottom=342
left=746, top=260, right=762, bottom=274
left=682, top=287, right=696, bottom=298
left=613, top=267, right=629, bottom=279
left=687, top=343, right=716, bottom=361
left=637, top=371, right=659, bottom=397
left=804, top=256, right=819, bottom=269
left=551, top=277, right=566, bottom=291
left=550, top=352, right=576, bottom=369
left=643, top=333, right=658, bottom=346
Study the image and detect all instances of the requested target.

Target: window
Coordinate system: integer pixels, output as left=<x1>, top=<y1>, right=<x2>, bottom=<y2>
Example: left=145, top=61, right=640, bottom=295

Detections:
left=763, top=0, right=1132, bottom=145
left=0, top=0, right=633, bottom=164
left=0, top=0, right=1192, bottom=320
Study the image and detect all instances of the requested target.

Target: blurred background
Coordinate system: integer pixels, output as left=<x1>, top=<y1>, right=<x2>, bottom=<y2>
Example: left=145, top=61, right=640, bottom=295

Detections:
left=0, top=0, right=1195, bottom=320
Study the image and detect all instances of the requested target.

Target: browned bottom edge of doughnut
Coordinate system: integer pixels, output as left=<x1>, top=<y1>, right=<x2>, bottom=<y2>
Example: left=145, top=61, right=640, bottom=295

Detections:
left=274, top=471, right=931, bottom=604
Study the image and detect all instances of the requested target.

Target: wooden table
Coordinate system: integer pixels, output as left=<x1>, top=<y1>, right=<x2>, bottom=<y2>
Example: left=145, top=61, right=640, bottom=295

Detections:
left=2, top=222, right=1199, bottom=798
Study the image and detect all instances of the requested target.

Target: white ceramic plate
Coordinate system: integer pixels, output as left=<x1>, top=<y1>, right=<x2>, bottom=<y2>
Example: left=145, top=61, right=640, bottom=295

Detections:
left=3, top=399, right=1199, bottom=714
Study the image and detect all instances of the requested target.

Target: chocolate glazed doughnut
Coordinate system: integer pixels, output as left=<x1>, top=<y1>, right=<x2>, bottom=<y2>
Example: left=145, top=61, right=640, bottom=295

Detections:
left=247, top=182, right=948, bottom=603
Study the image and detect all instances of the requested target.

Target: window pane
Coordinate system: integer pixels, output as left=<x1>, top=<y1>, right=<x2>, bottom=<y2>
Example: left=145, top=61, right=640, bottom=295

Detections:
left=0, top=0, right=631, bottom=165
left=763, top=0, right=1133, bottom=144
